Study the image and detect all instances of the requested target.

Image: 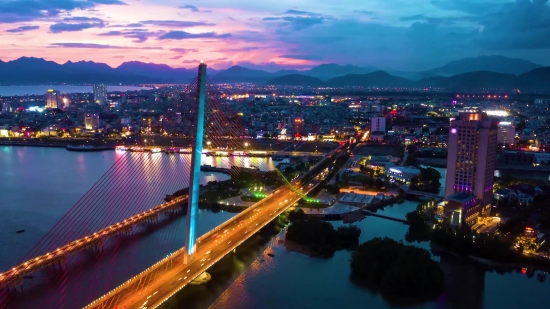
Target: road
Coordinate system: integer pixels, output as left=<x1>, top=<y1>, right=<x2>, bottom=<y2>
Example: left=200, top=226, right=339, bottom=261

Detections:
left=85, top=145, right=343, bottom=309
left=85, top=184, right=309, bottom=309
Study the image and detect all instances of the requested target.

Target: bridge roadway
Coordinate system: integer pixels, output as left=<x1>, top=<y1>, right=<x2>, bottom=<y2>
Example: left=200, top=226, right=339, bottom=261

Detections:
left=0, top=195, right=188, bottom=289
left=84, top=183, right=313, bottom=309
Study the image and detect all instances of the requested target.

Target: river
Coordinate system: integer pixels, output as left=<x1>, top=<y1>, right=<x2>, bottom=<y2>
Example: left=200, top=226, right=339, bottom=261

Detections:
left=1, top=147, right=549, bottom=309
left=204, top=166, right=550, bottom=309
left=0, top=85, right=151, bottom=96
left=0, top=146, right=276, bottom=308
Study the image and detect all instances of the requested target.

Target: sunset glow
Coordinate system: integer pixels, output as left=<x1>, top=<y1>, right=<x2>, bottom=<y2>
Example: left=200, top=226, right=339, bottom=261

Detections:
left=1, top=0, right=549, bottom=71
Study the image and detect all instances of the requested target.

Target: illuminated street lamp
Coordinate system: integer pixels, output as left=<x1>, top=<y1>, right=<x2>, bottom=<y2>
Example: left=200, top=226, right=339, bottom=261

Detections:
left=244, top=142, right=249, bottom=151
left=207, top=141, right=211, bottom=149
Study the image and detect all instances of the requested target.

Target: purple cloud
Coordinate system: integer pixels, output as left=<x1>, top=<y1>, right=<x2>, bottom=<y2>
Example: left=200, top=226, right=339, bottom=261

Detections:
left=158, top=31, right=230, bottom=40
left=0, top=0, right=124, bottom=24
left=50, top=17, right=106, bottom=33
left=98, top=29, right=161, bottom=42
left=170, top=48, right=199, bottom=53
left=6, top=25, right=40, bottom=33
left=49, top=43, right=162, bottom=50
left=141, top=20, right=215, bottom=27
left=179, top=5, right=211, bottom=13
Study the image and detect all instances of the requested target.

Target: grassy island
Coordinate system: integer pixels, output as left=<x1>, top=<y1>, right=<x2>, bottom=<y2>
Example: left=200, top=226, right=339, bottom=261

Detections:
left=285, top=209, right=361, bottom=257
left=350, top=237, right=444, bottom=303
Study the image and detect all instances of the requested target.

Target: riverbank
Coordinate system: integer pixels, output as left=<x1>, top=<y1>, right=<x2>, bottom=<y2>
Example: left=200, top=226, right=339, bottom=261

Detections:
left=431, top=243, right=550, bottom=273
left=416, top=157, right=550, bottom=172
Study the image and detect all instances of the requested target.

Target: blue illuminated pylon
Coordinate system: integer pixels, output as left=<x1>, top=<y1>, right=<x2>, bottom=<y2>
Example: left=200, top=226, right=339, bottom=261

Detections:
left=184, top=61, right=207, bottom=261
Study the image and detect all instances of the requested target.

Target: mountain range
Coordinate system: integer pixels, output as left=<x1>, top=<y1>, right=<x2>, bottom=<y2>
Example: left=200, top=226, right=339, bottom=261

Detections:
left=266, top=68, right=550, bottom=92
left=0, top=56, right=548, bottom=91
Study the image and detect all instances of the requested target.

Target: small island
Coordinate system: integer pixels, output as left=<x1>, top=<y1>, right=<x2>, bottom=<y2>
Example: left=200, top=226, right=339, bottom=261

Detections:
left=285, top=209, right=361, bottom=257
left=350, top=237, right=444, bottom=304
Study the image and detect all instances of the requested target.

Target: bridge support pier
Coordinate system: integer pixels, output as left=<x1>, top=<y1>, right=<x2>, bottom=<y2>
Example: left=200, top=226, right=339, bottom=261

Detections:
left=184, top=62, right=207, bottom=263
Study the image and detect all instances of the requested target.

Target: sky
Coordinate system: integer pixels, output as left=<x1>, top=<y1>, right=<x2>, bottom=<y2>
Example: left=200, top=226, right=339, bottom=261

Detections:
left=1, top=0, right=550, bottom=71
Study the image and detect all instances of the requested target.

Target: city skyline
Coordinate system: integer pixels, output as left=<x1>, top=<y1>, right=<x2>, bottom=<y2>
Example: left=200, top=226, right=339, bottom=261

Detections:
left=2, top=0, right=550, bottom=71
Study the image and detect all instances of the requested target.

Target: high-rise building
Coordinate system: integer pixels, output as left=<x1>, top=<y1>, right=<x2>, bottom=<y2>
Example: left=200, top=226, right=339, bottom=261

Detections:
left=176, top=112, right=182, bottom=124
left=84, top=113, right=100, bottom=131
left=370, top=117, right=386, bottom=133
left=445, top=111, right=497, bottom=226
left=497, top=121, right=515, bottom=146
left=62, top=97, right=70, bottom=109
left=293, top=116, right=304, bottom=136
left=93, top=84, right=108, bottom=105
left=45, top=89, right=62, bottom=109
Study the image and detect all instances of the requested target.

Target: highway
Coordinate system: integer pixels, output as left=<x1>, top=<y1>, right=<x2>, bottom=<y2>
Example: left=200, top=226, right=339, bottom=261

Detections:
left=84, top=184, right=310, bottom=309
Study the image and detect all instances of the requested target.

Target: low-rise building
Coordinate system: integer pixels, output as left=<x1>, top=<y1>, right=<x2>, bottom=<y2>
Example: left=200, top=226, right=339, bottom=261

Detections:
left=338, top=192, right=375, bottom=207
left=386, top=166, right=420, bottom=183
left=501, top=150, right=550, bottom=165
left=445, top=192, right=480, bottom=227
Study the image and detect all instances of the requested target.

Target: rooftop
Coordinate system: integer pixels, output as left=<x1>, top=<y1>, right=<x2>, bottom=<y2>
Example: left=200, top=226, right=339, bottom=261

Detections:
left=339, top=192, right=375, bottom=205
left=388, top=166, right=421, bottom=175
left=447, top=192, right=477, bottom=203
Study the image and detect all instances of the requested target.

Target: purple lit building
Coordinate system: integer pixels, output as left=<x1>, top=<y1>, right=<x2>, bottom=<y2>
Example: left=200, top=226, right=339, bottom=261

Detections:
left=445, top=111, right=497, bottom=226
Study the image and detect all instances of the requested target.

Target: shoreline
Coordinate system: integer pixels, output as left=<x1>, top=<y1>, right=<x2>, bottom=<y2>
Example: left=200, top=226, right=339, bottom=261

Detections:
left=431, top=243, right=550, bottom=272
left=416, top=157, right=550, bottom=172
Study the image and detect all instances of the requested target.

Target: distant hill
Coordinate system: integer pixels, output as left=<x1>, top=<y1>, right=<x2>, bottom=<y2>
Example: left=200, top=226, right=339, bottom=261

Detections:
left=301, top=63, right=377, bottom=80
left=0, top=57, right=202, bottom=85
left=214, top=63, right=379, bottom=83
left=424, top=55, right=541, bottom=77
left=518, top=67, right=550, bottom=92
left=1, top=56, right=549, bottom=92
left=266, top=67, right=550, bottom=92
left=327, top=70, right=412, bottom=87
left=115, top=61, right=197, bottom=82
left=417, top=71, right=518, bottom=89
left=212, top=66, right=274, bottom=83
left=266, top=74, right=325, bottom=86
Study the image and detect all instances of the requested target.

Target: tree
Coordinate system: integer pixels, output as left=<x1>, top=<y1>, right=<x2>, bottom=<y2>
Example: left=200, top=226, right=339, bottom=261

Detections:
left=350, top=238, right=444, bottom=302
left=404, top=153, right=416, bottom=166
left=397, top=188, right=405, bottom=197
left=288, top=208, right=306, bottom=223
left=295, top=162, right=306, bottom=172
left=375, top=178, right=384, bottom=189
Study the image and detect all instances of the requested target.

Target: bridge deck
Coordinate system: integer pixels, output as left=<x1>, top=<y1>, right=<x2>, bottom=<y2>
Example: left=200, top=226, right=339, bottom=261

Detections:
left=0, top=196, right=188, bottom=289
left=85, top=183, right=316, bottom=309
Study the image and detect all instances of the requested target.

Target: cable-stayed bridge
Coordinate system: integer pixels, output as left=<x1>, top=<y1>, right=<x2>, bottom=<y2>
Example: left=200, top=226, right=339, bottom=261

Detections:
left=0, top=62, right=344, bottom=309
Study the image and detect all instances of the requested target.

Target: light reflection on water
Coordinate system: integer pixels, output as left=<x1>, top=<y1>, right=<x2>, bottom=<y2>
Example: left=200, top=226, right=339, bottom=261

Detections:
left=207, top=201, right=550, bottom=309
left=0, top=147, right=277, bottom=309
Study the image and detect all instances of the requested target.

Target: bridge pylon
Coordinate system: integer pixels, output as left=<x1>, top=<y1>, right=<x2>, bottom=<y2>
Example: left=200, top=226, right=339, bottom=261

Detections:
left=183, top=61, right=207, bottom=263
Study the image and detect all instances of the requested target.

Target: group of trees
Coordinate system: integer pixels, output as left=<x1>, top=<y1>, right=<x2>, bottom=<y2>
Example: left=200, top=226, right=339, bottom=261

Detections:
left=404, top=208, right=550, bottom=270
left=350, top=237, right=444, bottom=303
left=409, top=167, right=441, bottom=194
left=233, top=170, right=283, bottom=188
left=286, top=210, right=361, bottom=258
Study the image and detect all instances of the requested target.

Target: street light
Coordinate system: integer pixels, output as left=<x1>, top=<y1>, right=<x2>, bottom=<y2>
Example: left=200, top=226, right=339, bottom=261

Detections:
left=207, top=141, right=211, bottom=149
left=244, top=142, right=249, bottom=151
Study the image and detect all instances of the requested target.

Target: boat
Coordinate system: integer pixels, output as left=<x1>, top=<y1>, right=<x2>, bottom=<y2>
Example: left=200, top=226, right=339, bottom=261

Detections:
left=16, top=229, right=25, bottom=234
left=66, top=145, right=112, bottom=152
